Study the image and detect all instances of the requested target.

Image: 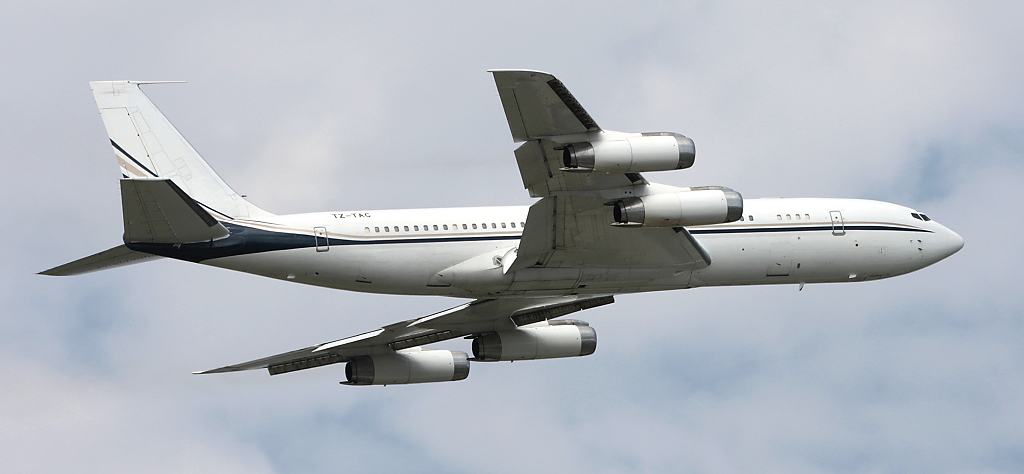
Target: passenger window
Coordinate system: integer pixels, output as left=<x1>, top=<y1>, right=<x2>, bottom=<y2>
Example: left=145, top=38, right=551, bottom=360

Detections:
left=384, top=227, right=390, bottom=232
left=501, top=222, right=507, bottom=228
left=521, top=222, right=526, bottom=227
left=786, top=214, right=791, bottom=220
left=365, top=227, right=370, bottom=232
left=374, top=227, right=379, bottom=232
left=442, top=224, right=448, bottom=230
left=472, top=224, right=478, bottom=229
left=511, top=222, right=516, bottom=228
left=748, top=215, right=753, bottom=221
left=462, top=224, right=468, bottom=230
left=739, top=215, right=744, bottom=221
left=404, top=226, right=409, bottom=232
left=413, top=225, right=419, bottom=231
left=805, top=214, right=810, bottom=220
left=795, top=214, right=800, bottom=220
left=433, top=225, right=439, bottom=231
left=777, top=215, right=782, bottom=220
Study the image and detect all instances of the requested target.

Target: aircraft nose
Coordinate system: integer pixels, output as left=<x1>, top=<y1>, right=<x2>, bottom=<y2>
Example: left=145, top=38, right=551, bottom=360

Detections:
left=941, top=226, right=964, bottom=258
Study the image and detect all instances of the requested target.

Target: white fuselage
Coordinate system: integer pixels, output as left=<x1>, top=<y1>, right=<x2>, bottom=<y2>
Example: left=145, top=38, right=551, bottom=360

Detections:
left=203, top=198, right=963, bottom=299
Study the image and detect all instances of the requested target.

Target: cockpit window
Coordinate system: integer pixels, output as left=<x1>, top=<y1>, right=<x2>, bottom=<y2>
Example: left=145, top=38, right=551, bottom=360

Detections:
left=911, top=213, right=922, bottom=220
left=920, top=214, right=931, bottom=221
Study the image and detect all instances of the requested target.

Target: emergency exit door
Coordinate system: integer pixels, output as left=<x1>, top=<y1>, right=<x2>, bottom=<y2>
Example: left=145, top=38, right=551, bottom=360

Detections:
left=314, top=226, right=329, bottom=252
left=829, top=211, right=845, bottom=236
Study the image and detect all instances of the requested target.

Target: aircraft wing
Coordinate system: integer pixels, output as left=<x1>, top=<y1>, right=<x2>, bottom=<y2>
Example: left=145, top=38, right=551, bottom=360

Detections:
left=491, top=69, right=642, bottom=197
left=195, top=295, right=613, bottom=375
left=491, top=70, right=711, bottom=272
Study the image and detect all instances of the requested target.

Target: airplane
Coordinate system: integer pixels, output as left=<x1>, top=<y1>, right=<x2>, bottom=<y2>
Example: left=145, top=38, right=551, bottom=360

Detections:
left=41, top=70, right=964, bottom=385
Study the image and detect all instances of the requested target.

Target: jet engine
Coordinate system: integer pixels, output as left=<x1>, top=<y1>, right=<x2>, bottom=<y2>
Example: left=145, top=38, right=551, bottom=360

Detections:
left=472, top=320, right=597, bottom=361
left=613, top=187, right=743, bottom=227
left=562, top=133, right=695, bottom=173
left=344, top=348, right=470, bottom=385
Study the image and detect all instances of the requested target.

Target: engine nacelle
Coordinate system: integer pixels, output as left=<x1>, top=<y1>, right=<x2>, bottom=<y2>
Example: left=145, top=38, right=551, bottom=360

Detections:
left=562, top=132, right=695, bottom=173
left=344, top=348, right=470, bottom=385
left=613, top=187, right=743, bottom=227
left=472, top=320, right=597, bottom=361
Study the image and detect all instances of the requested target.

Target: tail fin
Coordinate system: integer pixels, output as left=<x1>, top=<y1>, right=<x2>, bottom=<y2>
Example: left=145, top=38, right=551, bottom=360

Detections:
left=90, top=81, right=272, bottom=220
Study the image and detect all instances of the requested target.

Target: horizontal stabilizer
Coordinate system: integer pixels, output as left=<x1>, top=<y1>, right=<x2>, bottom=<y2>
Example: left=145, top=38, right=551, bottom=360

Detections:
left=39, top=244, right=162, bottom=276
left=121, top=178, right=230, bottom=244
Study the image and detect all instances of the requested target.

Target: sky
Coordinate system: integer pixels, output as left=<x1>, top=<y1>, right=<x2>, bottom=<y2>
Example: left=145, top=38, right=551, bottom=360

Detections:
left=2, top=1, right=1022, bottom=472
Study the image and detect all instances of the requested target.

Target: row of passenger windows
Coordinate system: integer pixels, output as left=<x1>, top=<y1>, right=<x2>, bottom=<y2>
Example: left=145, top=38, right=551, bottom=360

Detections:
left=777, top=214, right=811, bottom=221
left=364, top=214, right=827, bottom=232
left=737, top=214, right=812, bottom=222
left=365, top=222, right=526, bottom=233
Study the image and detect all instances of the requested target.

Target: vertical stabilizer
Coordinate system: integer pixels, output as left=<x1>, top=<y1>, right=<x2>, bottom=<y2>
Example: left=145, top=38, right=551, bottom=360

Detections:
left=90, top=81, right=272, bottom=220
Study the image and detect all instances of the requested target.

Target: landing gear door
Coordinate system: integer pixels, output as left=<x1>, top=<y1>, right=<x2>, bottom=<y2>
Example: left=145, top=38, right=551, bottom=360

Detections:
left=767, top=243, right=793, bottom=276
left=427, top=253, right=453, bottom=287
left=829, top=211, right=845, bottom=236
left=314, top=226, right=329, bottom=252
